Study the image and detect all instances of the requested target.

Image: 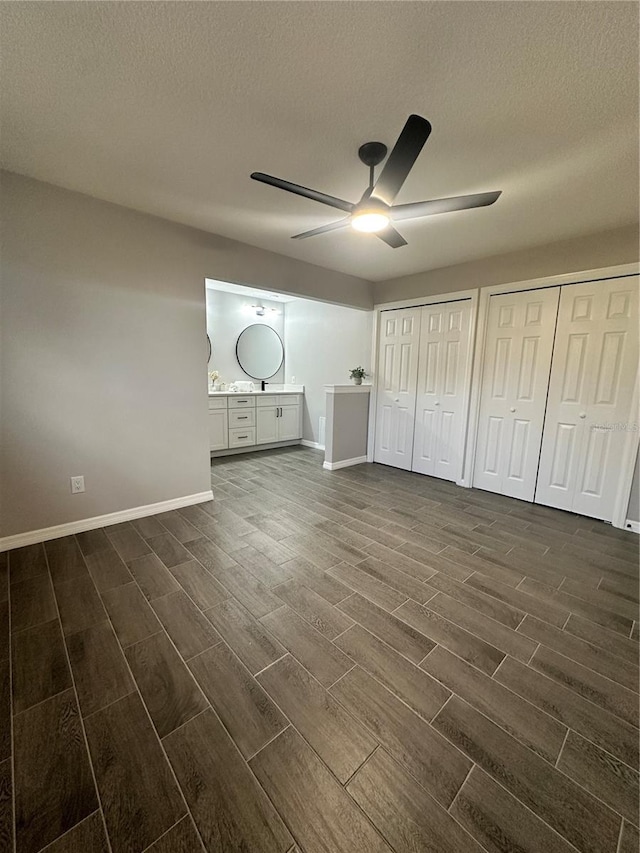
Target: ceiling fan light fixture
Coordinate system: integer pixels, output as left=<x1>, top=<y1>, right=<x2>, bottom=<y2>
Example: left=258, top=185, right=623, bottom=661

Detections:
left=351, top=211, right=390, bottom=233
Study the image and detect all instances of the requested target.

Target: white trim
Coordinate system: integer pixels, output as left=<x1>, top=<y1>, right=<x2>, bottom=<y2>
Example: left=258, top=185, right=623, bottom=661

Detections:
left=467, top=263, right=639, bottom=299
left=0, top=491, right=214, bottom=552
left=611, top=367, right=640, bottom=529
left=301, top=439, right=325, bottom=450
left=374, top=287, right=478, bottom=312
left=324, top=384, right=372, bottom=394
left=624, top=520, right=640, bottom=534
left=323, top=456, right=368, bottom=471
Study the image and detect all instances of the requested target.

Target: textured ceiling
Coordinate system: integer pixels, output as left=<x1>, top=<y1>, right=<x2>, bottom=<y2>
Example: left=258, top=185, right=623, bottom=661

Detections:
left=1, top=2, right=638, bottom=282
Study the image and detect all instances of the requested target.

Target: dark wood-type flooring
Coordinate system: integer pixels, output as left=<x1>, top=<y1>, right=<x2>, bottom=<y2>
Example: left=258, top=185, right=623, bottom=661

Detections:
left=2, top=447, right=638, bottom=852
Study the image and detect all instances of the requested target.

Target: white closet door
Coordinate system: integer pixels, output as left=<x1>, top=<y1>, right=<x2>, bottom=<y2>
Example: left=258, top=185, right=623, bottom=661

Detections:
left=374, top=308, right=421, bottom=470
left=474, top=287, right=560, bottom=500
left=536, top=276, right=639, bottom=520
left=412, top=300, right=472, bottom=481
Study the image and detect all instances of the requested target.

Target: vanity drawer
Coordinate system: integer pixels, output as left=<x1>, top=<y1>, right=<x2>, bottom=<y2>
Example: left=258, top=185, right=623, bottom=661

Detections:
left=228, top=396, right=256, bottom=409
left=256, top=395, right=278, bottom=407
left=208, top=396, right=228, bottom=409
left=228, top=427, right=256, bottom=448
left=278, top=395, right=301, bottom=406
left=229, top=409, right=255, bottom=428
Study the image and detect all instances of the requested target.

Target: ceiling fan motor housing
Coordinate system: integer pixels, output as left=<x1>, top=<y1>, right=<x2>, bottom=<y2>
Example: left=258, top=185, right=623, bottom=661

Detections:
left=358, top=141, right=388, bottom=167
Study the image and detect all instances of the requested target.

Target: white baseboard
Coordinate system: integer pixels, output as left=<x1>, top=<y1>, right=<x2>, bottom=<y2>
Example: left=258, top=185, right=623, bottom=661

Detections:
left=0, top=490, right=214, bottom=552
left=623, top=519, right=640, bottom=534
left=323, top=456, right=368, bottom=471
left=301, top=439, right=325, bottom=450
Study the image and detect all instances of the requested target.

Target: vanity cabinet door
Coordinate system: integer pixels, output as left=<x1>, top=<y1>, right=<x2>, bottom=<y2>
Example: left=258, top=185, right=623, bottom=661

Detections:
left=256, top=407, right=278, bottom=444
left=209, top=409, right=228, bottom=451
left=278, top=405, right=301, bottom=441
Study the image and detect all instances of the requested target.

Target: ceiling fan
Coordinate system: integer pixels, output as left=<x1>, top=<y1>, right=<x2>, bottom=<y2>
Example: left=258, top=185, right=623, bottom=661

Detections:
left=250, top=114, right=501, bottom=248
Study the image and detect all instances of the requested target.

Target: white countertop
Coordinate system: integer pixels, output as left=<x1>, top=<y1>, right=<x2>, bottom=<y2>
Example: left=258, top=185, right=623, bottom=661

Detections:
left=209, top=385, right=304, bottom=397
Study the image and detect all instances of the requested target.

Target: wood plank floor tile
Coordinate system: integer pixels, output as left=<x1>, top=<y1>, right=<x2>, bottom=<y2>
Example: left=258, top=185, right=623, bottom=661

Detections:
left=450, top=766, right=579, bottom=853
left=249, top=727, right=391, bottom=853
left=75, top=529, right=111, bottom=557
left=279, top=534, right=342, bottom=570
left=432, top=695, right=620, bottom=853
left=425, top=571, right=524, bottom=629
left=84, top=548, right=133, bottom=592
left=241, top=530, right=297, bottom=565
left=125, top=632, right=208, bottom=737
left=619, top=821, right=639, bottom=853
left=371, top=541, right=468, bottom=582
left=152, top=590, right=221, bottom=660
left=233, top=544, right=294, bottom=587
left=106, top=523, right=151, bottom=562
left=41, top=811, right=109, bottom=853
left=189, top=643, right=287, bottom=758
left=564, top=613, right=640, bottom=666
left=0, top=602, right=6, bottom=663
left=396, top=599, right=505, bottom=675
left=85, top=693, right=186, bottom=851
left=101, top=582, right=162, bottom=648
left=67, top=620, right=134, bottom=717
left=519, top=614, right=639, bottom=692
left=465, top=573, right=569, bottom=627
left=557, top=730, right=638, bottom=824
left=274, top=579, right=353, bottom=639
left=155, top=510, right=200, bottom=544
left=0, top=759, right=10, bottom=853
left=145, top=816, right=204, bottom=852
left=55, top=575, right=106, bottom=636
left=12, top=619, right=71, bottom=714
left=426, top=592, right=537, bottom=664
left=327, top=562, right=408, bottom=611
left=335, top=624, right=449, bottom=722
left=127, top=552, right=181, bottom=600
left=530, top=645, right=638, bottom=728
left=261, top=605, right=354, bottom=687
left=169, top=559, right=229, bottom=610
left=347, top=747, right=485, bottom=853
left=281, top=556, right=351, bottom=604
left=423, top=645, right=567, bottom=762
left=598, top=575, right=639, bottom=605
left=10, top=575, right=57, bottom=633
left=331, top=667, right=471, bottom=808
left=258, top=654, right=377, bottom=782
left=208, top=560, right=284, bottom=618
left=185, top=535, right=246, bottom=573
left=337, top=594, right=435, bottom=664
left=8, top=543, right=47, bottom=586
left=0, top=659, right=9, bottom=762
left=442, top=546, right=524, bottom=586
left=131, top=514, right=167, bottom=540
left=164, top=708, right=292, bottom=853
left=355, top=556, right=434, bottom=603
left=496, top=655, right=640, bottom=770
left=206, top=598, right=284, bottom=674
left=44, top=536, right=89, bottom=587
left=15, top=689, right=98, bottom=853
left=147, top=532, right=192, bottom=569
left=560, top=578, right=639, bottom=622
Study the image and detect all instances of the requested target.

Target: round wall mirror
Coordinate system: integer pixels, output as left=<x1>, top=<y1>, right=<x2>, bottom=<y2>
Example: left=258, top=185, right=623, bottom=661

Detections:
left=236, top=324, right=284, bottom=380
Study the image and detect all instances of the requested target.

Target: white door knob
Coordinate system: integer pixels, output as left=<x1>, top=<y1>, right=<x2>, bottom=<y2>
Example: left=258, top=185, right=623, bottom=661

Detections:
left=394, top=398, right=399, bottom=403
left=579, top=412, right=586, bottom=419
left=434, top=401, right=440, bottom=406
left=510, top=407, right=516, bottom=413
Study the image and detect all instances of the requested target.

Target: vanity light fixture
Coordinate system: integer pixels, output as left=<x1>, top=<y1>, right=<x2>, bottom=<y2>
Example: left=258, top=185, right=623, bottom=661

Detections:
left=251, top=303, right=280, bottom=317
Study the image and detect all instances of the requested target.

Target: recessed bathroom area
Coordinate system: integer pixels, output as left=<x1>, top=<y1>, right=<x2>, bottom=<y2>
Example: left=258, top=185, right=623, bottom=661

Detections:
left=205, top=278, right=373, bottom=458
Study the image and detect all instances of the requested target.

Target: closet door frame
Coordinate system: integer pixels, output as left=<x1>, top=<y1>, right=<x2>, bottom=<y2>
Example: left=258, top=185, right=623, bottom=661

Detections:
left=464, top=262, right=639, bottom=529
left=368, top=288, right=479, bottom=485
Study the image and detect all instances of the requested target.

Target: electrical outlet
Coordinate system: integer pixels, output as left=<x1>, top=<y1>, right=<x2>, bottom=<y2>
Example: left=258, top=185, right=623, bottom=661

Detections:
left=70, top=475, right=85, bottom=494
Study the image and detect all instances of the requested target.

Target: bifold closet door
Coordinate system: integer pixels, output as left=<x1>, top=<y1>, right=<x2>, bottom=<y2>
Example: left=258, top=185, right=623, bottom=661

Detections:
left=535, top=276, right=639, bottom=520
left=412, top=300, right=472, bottom=481
left=373, top=307, right=420, bottom=470
left=473, top=287, right=560, bottom=500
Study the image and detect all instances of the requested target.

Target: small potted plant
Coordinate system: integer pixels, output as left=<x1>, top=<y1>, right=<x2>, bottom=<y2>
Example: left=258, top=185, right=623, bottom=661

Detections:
left=349, top=366, right=367, bottom=385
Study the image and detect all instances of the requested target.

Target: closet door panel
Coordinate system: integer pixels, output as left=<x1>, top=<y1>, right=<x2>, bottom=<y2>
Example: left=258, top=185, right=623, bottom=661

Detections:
left=536, top=277, right=639, bottom=519
left=474, top=288, right=560, bottom=500
left=374, top=308, right=421, bottom=470
left=411, top=301, right=472, bottom=481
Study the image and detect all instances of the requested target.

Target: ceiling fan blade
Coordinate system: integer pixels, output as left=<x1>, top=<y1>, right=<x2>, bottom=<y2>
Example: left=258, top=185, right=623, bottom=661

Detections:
left=392, top=190, right=502, bottom=221
left=370, top=115, right=432, bottom=206
left=375, top=224, right=407, bottom=249
left=292, top=219, right=351, bottom=240
left=251, top=172, right=353, bottom=213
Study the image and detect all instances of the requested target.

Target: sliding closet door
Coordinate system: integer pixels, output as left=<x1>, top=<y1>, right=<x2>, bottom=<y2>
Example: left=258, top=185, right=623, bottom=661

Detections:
left=473, top=287, right=560, bottom=500
left=536, top=276, right=639, bottom=520
left=412, top=300, right=472, bottom=481
left=374, top=308, right=421, bottom=470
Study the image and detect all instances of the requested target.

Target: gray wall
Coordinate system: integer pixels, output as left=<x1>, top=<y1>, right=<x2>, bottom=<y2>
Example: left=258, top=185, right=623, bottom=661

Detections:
left=206, top=288, right=285, bottom=386
left=0, top=171, right=372, bottom=538
left=374, top=224, right=639, bottom=304
left=325, top=392, right=371, bottom=464
left=285, top=300, right=373, bottom=446
left=628, top=449, right=640, bottom=524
